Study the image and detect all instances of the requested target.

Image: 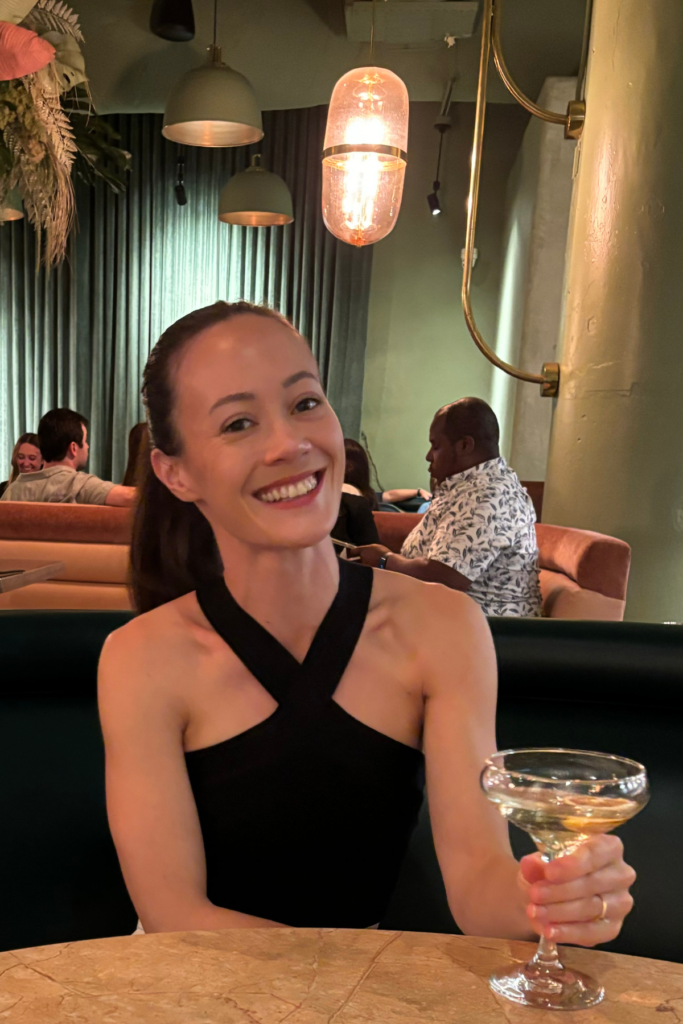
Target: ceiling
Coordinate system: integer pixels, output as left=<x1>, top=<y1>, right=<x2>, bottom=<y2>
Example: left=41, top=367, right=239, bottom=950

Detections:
left=76, top=0, right=588, bottom=114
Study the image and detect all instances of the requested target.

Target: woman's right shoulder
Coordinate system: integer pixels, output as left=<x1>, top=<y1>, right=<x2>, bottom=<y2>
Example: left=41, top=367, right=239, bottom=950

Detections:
left=99, top=592, right=212, bottom=693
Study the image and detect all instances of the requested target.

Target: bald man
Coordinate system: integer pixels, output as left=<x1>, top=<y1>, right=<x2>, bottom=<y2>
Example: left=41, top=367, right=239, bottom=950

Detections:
left=351, top=398, right=542, bottom=617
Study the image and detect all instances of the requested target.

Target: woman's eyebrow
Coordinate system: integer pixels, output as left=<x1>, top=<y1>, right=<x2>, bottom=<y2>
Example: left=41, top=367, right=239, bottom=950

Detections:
left=282, top=371, right=319, bottom=388
left=209, top=391, right=256, bottom=413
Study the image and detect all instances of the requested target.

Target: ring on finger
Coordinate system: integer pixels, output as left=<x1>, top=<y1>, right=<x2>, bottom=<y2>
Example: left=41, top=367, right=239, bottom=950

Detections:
left=594, top=895, right=608, bottom=922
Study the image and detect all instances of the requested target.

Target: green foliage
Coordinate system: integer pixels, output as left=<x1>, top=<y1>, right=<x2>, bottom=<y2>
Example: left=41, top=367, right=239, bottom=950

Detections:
left=64, top=88, right=130, bottom=193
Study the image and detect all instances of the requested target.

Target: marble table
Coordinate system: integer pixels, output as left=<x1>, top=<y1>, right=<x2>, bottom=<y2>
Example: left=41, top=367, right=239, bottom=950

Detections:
left=0, top=928, right=680, bottom=1023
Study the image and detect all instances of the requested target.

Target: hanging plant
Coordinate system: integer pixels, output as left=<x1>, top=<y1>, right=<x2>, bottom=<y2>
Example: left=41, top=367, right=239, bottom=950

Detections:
left=0, top=0, right=131, bottom=266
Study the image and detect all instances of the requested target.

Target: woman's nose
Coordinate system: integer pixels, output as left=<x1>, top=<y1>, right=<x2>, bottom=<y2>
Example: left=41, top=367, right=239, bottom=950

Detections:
left=263, top=417, right=312, bottom=465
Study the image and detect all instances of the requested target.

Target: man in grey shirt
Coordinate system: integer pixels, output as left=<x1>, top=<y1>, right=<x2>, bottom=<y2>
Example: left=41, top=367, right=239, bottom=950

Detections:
left=1, top=408, right=136, bottom=507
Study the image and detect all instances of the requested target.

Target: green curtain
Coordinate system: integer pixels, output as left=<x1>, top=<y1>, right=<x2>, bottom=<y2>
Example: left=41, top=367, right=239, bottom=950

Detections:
left=0, top=107, right=373, bottom=482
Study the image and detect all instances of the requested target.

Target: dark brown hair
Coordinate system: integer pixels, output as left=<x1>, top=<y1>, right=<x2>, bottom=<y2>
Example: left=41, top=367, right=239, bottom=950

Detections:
left=131, top=300, right=297, bottom=614
left=9, top=432, right=41, bottom=484
left=343, top=438, right=377, bottom=509
left=38, top=409, right=88, bottom=463
left=122, top=422, right=149, bottom=487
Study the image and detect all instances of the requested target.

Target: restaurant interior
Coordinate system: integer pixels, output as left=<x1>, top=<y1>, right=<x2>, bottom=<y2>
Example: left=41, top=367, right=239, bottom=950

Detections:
left=0, top=0, right=681, bottom=1019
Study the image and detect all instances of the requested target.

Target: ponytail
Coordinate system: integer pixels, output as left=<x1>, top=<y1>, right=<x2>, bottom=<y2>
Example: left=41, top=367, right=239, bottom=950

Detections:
left=130, top=300, right=296, bottom=614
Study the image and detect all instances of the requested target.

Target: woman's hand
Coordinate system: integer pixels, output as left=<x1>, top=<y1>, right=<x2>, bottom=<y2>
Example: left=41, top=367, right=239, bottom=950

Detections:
left=519, top=835, right=636, bottom=946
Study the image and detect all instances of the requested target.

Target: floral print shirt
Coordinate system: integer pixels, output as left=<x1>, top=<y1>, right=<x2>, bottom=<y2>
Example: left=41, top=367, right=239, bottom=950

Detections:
left=401, top=457, right=542, bottom=617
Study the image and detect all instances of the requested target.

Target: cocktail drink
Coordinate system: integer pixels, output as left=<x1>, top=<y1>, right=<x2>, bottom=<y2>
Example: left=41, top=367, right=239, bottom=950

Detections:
left=481, top=748, right=649, bottom=1010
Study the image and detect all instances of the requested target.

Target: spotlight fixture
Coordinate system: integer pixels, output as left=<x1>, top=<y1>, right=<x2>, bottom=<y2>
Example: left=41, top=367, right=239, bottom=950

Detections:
left=427, top=184, right=441, bottom=215
left=174, top=150, right=187, bottom=206
left=427, top=101, right=451, bottom=218
left=151, top=0, right=195, bottom=42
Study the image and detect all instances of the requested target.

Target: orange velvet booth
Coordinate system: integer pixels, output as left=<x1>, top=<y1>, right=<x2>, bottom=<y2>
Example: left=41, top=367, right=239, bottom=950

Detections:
left=373, top=512, right=631, bottom=620
left=0, top=503, right=133, bottom=610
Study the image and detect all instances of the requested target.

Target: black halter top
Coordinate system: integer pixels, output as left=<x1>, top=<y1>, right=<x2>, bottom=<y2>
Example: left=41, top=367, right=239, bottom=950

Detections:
left=186, top=558, right=424, bottom=928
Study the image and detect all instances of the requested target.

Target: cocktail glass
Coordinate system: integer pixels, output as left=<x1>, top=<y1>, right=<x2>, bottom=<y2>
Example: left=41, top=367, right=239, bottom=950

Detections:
left=481, top=748, right=649, bottom=1010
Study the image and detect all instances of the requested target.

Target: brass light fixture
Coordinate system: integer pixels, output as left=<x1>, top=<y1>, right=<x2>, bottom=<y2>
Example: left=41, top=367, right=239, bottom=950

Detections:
left=462, top=0, right=588, bottom=398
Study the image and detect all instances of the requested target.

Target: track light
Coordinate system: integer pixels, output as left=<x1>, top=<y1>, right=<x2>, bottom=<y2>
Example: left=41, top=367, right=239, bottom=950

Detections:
left=427, top=183, right=441, bottom=215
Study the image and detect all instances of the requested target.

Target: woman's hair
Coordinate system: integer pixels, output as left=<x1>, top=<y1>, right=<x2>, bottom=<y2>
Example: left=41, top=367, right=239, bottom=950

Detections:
left=343, top=438, right=377, bottom=508
left=122, top=422, right=149, bottom=487
left=131, top=300, right=298, bottom=614
left=9, top=432, right=40, bottom=484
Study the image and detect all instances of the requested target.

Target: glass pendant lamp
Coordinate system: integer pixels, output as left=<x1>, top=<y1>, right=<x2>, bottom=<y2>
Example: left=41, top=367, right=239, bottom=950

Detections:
left=322, top=66, right=408, bottom=246
left=218, top=155, right=293, bottom=226
left=162, top=0, right=262, bottom=147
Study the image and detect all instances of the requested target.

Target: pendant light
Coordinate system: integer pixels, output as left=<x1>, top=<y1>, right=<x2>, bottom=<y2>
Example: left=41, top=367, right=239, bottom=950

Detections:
left=162, top=0, right=262, bottom=147
left=150, top=0, right=195, bottom=42
left=0, top=188, right=24, bottom=222
left=322, top=66, right=408, bottom=246
left=219, top=155, right=293, bottom=226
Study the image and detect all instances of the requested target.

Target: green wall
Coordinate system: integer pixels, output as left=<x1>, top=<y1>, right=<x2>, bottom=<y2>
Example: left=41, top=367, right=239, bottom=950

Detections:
left=360, top=101, right=528, bottom=491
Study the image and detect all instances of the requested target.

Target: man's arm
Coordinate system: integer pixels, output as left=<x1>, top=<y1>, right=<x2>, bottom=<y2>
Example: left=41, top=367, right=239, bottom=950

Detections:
left=350, top=544, right=472, bottom=591
left=105, top=484, right=137, bottom=507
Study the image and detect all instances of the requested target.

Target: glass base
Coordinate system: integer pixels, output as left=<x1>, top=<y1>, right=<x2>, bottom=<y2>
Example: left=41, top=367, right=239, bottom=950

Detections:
left=489, top=961, right=605, bottom=1011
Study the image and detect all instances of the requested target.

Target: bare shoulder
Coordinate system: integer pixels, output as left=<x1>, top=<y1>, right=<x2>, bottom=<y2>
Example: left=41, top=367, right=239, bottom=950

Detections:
left=98, top=592, right=213, bottom=706
left=369, top=569, right=497, bottom=699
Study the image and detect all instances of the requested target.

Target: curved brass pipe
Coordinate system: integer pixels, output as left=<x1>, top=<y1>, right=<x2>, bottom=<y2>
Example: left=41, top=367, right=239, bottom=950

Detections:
left=492, top=0, right=585, bottom=139
left=461, top=0, right=559, bottom=396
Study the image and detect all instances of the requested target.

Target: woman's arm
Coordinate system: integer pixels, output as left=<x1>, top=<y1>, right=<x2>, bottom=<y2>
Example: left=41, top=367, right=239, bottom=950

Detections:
left=420, top=586, right=636, bottom=944
left=98, top=623, right=283, bottom=933
left=382, top=488, right=431, bottom=503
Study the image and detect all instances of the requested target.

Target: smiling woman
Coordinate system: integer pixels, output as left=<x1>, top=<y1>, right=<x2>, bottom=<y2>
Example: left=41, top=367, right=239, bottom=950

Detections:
left=98, top=300, right=638, bottom=943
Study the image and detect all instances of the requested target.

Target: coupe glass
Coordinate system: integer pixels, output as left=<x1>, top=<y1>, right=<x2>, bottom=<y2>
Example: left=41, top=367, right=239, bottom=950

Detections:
left=481, top=748, right=649, bottom=1010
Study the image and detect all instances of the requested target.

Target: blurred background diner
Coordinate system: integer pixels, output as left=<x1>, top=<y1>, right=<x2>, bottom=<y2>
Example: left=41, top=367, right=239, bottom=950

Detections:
left=0, top=0, right=681, bottom=991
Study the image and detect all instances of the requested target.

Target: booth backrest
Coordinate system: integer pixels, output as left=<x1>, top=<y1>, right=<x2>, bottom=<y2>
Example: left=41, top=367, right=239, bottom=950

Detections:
left=0, top=611, right=680, bottom=962
left=0, top=503, right=133, bottom=610
left=373, top=512, right=631, bottom=620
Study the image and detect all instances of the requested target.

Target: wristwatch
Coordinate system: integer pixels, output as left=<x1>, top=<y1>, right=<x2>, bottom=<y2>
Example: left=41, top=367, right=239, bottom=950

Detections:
left=378, top=553, right=391, bottom=570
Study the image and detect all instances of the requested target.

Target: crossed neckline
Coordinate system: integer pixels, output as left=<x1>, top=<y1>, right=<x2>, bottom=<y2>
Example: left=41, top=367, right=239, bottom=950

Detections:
left=195, top=558, right=374, bottom=711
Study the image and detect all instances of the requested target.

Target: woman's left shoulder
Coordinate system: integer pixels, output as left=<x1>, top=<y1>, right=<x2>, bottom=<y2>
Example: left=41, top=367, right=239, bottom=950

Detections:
left=370, top=567, right=488, bottom=640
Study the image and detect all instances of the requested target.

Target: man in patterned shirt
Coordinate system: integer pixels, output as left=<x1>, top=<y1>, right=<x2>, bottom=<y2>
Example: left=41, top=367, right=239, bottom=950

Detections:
left=350, top=398, right=542, bottom=617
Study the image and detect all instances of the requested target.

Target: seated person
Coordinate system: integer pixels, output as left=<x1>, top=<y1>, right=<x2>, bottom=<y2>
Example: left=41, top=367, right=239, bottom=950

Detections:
left=352, top=398, right=542, bottom=618
left=99, top=301, right=634, bottom=944
left=0, top=432, right=42, bottom=497
left=341, top=438, right=378, bottom=508
left=1, top=408, right=136, bottom=506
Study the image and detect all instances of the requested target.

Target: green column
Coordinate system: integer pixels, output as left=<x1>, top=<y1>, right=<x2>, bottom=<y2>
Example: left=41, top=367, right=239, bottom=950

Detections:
left=543, top=0, right=683, bottom=622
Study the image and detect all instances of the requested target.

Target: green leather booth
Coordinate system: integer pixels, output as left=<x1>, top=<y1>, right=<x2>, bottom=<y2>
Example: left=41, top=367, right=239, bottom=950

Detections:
left=1, top=611, right=681, bottom=962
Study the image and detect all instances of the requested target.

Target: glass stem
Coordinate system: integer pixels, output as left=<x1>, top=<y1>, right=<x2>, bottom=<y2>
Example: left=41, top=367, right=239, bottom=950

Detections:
left=530, top=848, right=564, bottom=971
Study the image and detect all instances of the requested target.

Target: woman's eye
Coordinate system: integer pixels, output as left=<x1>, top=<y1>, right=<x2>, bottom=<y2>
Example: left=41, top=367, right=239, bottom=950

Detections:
left=294, top=396, right=321, bottom=413
left=222, top=417, right=254, bottom=434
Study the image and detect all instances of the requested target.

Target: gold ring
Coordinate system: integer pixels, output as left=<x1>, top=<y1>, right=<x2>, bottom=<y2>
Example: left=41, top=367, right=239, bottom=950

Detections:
left=596, top=895, right=608, bottom=922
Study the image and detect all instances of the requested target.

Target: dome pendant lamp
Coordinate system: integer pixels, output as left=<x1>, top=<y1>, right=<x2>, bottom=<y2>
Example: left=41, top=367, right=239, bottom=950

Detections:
left=162, top=0, right=263, bottom=147
left=0, top=188, right=24, bottom=222
left=322, top=66, right=408, bottom=246
left=219, top=155, right=294, bottom=226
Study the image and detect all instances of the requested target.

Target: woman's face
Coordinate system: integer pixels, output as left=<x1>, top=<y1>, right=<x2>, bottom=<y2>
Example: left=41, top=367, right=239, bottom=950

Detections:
left=156, top=314, right=344, bottom=550
left=16, top=443, right=42, bottom=474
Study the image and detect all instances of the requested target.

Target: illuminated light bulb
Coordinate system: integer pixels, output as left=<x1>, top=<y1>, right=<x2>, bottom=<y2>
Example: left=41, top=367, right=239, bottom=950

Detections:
left=322, top=67, right=408, bottom=247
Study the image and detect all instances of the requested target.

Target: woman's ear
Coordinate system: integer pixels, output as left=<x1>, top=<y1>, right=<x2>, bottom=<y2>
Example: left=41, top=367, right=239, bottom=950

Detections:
left=150, top=447, right=200, bottom=503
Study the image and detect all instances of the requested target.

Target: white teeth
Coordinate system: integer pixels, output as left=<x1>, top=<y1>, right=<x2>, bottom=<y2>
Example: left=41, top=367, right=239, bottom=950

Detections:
left=258, top=474, right=318, bottom=503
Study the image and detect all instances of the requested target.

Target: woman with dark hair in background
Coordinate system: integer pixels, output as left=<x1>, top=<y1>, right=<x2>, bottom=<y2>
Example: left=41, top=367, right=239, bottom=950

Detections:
left=122, top=422, right=150, bottom=488
left=331, top=438, right=380, bottom=549
left=0, top=432, right=42, bottom=497
left=98, top=300, right=636, bottom=946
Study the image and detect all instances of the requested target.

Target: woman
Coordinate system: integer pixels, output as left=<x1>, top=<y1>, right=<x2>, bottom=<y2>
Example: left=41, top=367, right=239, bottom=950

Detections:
left=0, top=432, right=42, bottom=497
left=99, top=301, right=635, bottom=940
left=122, top=422, right=150, bottom=488
left=342, top=438, right=378, bottom=508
